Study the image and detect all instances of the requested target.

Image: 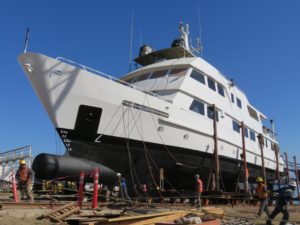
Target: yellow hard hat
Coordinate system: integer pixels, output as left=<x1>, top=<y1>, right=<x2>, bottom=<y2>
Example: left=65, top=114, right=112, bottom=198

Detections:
left=256, top=177, right=263, bottom=182
left=19, top=159, right=26, bottom=165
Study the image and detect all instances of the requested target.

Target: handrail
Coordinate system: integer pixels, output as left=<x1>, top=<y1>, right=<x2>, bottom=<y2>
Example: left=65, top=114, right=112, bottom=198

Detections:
left=56, top=57, right=171, bottom=102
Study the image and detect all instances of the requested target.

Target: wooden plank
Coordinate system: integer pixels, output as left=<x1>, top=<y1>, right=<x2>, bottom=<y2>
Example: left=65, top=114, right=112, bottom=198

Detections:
left=56, top=206, right=80, bottom=220
left=107, top=211, right=185, bottom=223
left=42, top=202, right=75, bottom=217
left=125, top=211, right=188, bottom=225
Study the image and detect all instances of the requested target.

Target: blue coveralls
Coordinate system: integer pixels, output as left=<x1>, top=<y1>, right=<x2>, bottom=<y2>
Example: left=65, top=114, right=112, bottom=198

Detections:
left=266, top=187, right=294, bottom=225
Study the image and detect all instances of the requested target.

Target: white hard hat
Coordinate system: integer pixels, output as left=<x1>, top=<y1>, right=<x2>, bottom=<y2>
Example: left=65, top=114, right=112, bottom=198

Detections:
left=116, top=173, right=121, bottom=177
left=289, top=181, right=297, bottom=187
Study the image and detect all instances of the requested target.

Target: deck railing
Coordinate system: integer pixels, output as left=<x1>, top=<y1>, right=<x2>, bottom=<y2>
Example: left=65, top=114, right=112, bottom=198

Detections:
left=56, top=57, right=171, bottom=102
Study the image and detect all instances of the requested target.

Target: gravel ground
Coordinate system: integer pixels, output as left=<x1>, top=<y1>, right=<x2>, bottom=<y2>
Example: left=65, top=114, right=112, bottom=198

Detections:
left=0, top=204, right=299, bottom=225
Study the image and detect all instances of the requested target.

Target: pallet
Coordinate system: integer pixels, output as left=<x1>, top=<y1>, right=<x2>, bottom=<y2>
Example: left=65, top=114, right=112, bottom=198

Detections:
left=42, top=202, right=80, bottom=222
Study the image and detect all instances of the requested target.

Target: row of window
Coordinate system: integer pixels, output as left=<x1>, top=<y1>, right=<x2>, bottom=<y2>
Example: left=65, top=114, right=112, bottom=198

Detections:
left=124, top=68, right=187, bottom=83
left=190, top=70, right=225, bottom=98
left=190, top=99, right=266, bottom=146
left=232, top=120, right=256, bottom=141
left=190, top=100, right=272, bottom=151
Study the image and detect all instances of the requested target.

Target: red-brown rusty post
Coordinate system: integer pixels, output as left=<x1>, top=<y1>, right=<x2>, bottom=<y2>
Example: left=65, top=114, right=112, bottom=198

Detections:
left=274, top=144, right=281, bottom=188
left=240, top=122, right=248, bottom=193
left=258, top=134, right=267, bottom=186
left=284, top=152, right=290, bottom=184
left=293, top=156, right=300, bottom=198
left=92, top=168, right=99, bottom=209
left=212, top=104, right=220, bottom=191
left=12, top=169, right=19, bottom=202
left=78, top=171, right=85, bottom=208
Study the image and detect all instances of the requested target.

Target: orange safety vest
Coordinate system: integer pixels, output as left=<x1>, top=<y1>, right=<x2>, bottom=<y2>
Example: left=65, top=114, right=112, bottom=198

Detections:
left=17, top=167, right=29, bottom=182
left=256, top=184, right=268, bottom=199
left=196, top=178, right=203, bottom=193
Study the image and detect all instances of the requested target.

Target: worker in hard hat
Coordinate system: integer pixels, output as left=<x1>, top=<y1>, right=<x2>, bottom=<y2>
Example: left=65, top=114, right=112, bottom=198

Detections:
left=266, top=181, right=297, bottom=225
left=255, top=177, right=270, bottom=217
left=16, top=159, right=34, bottom=202
left=194, top=174, right=203, bottom=208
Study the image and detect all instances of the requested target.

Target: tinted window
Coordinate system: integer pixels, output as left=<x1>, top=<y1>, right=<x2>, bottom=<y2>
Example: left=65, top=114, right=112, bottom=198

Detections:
left=207, top=77, right=216, bottom=91
left=217, top=84, right=225, bottom=97
left=265, top=138, right=268, bottom=148
left=190, top=100, right=205, bottom=115
left=247, top=105, right=259, bottom=121
left=232, top=120, right=240, bottom=133
left=237, top=97, right=242, bottom=108
left=136, top=73, right=151, bottom=82
left=149, top=70, right=168, bottom=79
left=244, top=127, right=249, bottom=138
left=207, top=106, right=219, bottom=121
left=190, top=70, right=205, bottom=84
left=169, top=68, right=187, bottom=77
left=250, top=130, right=256, bottom=141
left=231, top=93, right=235, bottom=103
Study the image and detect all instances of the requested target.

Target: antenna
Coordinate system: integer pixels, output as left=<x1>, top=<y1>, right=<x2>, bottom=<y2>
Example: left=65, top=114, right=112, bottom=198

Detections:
left=197, top=6, right=204, bottom=57
left=129, top=9, right=134, bottom=72
left=23, top=27, right=30, bottom=53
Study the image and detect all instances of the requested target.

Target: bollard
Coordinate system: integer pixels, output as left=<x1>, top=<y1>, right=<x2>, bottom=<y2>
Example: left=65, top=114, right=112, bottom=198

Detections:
left=92, top=167, right=99, bottom=209
left=78, top=171, right=85, bottom=208
left=12, top=169, right=19, bottom=202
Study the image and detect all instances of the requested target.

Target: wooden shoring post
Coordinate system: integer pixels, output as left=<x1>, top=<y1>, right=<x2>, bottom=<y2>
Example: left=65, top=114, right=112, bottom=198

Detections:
left=274, top=144, right=281, bottom=188
left=212, top=104, right=220, bottom=191
left=258, top=133, right=267, bottom=186
left=78, top=171, right=85, bottom=208
left=284, top=152, right=290, bottom=185
left=240, top=122, right=248, bottom=193
left=293, top=156, right=300, bottom=198
left=159, top=168, right=164, bottom=191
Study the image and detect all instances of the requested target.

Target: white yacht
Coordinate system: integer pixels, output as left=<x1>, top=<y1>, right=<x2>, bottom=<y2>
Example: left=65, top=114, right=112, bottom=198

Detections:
left=19, top=23, right=284, bottom=191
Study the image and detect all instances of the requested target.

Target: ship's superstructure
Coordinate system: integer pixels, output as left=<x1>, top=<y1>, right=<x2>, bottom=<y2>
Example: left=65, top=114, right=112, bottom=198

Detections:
left=19, top=23, right=284, bottom=192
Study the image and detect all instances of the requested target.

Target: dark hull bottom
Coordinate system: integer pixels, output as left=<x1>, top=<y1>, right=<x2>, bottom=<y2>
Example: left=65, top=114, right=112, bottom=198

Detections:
left=59, top=128, right=277, bottom=192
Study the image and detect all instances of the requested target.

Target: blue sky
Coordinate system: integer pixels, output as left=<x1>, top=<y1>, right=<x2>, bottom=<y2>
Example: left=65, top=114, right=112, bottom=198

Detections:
left=0, top=0, right=299, bottom=164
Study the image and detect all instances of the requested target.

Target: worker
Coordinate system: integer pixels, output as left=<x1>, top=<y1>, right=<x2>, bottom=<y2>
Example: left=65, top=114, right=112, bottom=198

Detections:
left=116, top=173, right=132, bottom=204
left=266, top=181, right=297, bottom=225
left=120, top=177, right=132, bottom=205
left=194, top=174, right=203, bottom=208
left=255, top=177, right=270, bottom=217
left=16, top=159, right=34, bottom=202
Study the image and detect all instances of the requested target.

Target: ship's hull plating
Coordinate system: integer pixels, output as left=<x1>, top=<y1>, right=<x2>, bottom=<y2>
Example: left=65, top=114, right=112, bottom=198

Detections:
left=58, top=127, right=276, bottom=192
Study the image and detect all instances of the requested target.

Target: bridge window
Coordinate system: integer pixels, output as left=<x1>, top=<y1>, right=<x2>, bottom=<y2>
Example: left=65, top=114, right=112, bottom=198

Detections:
left=217, top=84, right=225, bottom=97
left=190, top=100, right=205, bottom=115
left=169, top=68, right=187, bottom=77
left=149, top=70, right=168, bottom=79
left=231, top=93, right=235, bottom=103
left=190, top=70, right=205, bottom=84
left=237, top=97, right=242, bottom=108
left=207, top=77, right=216, bottom=91
left=247, top=105, right=259, bottom=121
